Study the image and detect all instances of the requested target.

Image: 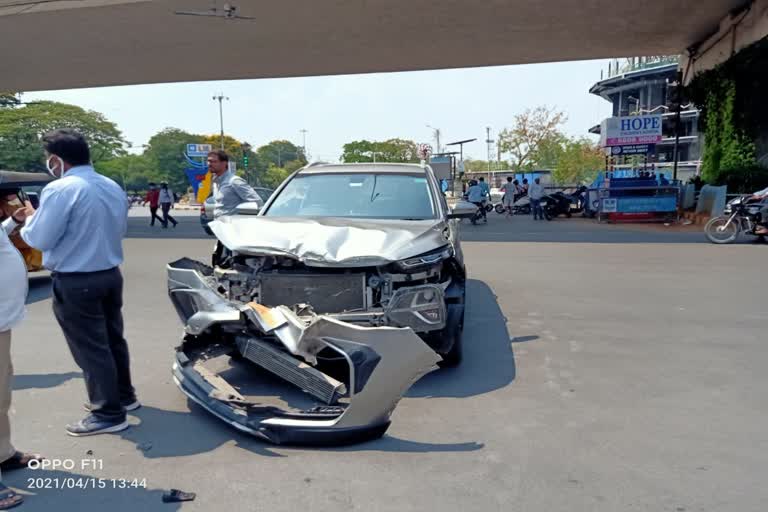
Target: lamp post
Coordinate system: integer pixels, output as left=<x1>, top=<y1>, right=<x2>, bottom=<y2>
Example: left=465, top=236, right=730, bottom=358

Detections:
left=212, top=93, right=229, bottom=149
left=427, top=124, right=442, bottom=154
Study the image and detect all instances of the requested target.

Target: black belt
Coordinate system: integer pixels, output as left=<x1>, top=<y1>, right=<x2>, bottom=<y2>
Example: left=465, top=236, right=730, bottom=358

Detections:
left=51, top=266, right=118, bottom=278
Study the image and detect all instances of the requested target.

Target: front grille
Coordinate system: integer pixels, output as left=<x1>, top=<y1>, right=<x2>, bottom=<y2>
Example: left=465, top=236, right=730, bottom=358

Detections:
left=259, top=273, right=365, bottom=314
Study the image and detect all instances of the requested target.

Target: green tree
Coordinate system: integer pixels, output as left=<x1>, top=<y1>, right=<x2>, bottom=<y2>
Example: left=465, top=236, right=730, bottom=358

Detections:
left=0, top=101, right=125, bottom=171
left=498, top=106, right=567, bottom=171
left=97, top=154, right=161, bottom=192
left=530, top=132, right=568, bottom=169
left=341, top=138, right=419, bottom=163
left=256, top=140, right=305, bottom=169
left=143, top=128, right=205, bottom=193
left=0, top=93, right=20, bottom=108
left=552, top=138, right=604, bottom=185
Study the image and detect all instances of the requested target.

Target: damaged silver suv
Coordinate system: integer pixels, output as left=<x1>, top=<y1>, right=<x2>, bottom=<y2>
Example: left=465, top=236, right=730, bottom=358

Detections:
left=167, top=163, right=476, bottom=445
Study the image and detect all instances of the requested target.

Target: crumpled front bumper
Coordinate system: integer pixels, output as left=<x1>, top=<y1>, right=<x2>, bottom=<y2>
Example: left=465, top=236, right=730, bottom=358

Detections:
left=167, top=258, right=441, bottom=446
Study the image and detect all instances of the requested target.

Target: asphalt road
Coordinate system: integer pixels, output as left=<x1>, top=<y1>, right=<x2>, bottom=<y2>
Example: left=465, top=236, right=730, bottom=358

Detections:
left=8, top=210, right=768, bottom=511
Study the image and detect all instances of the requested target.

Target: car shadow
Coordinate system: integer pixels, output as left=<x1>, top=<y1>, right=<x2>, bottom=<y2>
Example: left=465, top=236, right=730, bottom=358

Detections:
left=26, top=275, right=52, bottom=304
left=13, top=371, right=82, bottom=391
left=2, top=469, right=180, bottom=512
left=116, top=404, right=282, bottom=459
left=408, top=279, right=535, bottom=399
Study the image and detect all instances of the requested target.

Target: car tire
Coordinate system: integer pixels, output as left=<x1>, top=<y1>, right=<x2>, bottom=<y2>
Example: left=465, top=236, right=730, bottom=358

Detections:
left=438, top=328, right=463, bottom=368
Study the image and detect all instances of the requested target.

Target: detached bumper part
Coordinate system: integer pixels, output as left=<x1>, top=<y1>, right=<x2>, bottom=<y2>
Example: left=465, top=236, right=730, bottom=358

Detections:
left=167, top=259, right=441, bottom=446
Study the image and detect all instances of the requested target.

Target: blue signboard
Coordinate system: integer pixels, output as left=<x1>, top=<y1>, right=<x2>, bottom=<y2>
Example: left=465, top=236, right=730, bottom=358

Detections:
left=186, top=143, right=212, bottom=158
left=616, top=196, right=677, bottom=213
left=610, top=144, right=656, bottom=156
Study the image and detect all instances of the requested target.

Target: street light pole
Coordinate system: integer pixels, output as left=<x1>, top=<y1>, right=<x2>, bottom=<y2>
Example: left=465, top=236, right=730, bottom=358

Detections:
left=427, top=125, right=441, bottom=154
left=212, top=93, right=229, bottom=150
left=300, top=129, right=308, bottom=159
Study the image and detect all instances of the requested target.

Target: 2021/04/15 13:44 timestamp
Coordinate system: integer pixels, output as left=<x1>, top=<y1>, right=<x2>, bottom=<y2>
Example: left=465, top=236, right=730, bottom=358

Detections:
left=27, top=477, right=148, bottom=490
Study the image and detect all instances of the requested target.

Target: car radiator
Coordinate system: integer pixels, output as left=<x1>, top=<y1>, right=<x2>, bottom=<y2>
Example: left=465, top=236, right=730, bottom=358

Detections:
left=259, top=273, right=366, bottom=314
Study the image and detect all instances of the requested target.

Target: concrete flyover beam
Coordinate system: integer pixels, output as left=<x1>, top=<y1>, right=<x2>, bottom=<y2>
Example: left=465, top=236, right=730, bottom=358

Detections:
left=681, top=0, right=768, bottom=83
left=0, top=0, right=749, bottom=91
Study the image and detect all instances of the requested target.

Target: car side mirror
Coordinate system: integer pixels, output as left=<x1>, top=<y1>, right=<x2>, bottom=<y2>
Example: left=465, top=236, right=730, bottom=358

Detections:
left=235, top=202, right=262, bottom=215
left=447, top=200, right=477, bottom=219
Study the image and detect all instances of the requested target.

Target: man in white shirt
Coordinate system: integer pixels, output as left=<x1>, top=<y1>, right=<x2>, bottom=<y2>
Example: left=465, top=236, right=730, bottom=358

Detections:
left=529, top=177, right=546, bottom=220
left=0, top=203, right=43, bottom=510
left=158, top=182, right=177, bottom=229
left=465, top=180, right=488, bottom=223
left=208, top=150, right=262, bottom=219
left=20, top=129, right=138, bottom=437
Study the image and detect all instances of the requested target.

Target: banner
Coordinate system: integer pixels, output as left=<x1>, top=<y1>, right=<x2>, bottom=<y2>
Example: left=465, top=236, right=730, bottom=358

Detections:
left=185, top=168, right=210, bottom=200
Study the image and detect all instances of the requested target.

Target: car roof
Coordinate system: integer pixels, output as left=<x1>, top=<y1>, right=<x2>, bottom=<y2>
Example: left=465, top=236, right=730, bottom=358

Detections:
left=297, top=163, right=429, bottom=175
left=0, top=170, right=53, bottom=188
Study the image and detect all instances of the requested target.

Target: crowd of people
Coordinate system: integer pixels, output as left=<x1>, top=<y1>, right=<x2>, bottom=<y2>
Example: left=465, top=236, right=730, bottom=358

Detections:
left=0, top=130, right=263, bottom=509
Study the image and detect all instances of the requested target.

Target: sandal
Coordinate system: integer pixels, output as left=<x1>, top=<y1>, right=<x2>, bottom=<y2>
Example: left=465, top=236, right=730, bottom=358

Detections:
left=0, top=484, right=23, bottom=510
left=0, top=451, right=44, bottom=471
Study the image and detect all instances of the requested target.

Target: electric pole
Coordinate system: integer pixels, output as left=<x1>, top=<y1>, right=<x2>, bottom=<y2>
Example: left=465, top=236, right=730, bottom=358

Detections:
left=427, top=125, right=441, bottom=154
left=212, top=93, right=229, bottom=149
left=486, top=127, right=493, bottom=173
left=300, top=129, right=308, bottom=160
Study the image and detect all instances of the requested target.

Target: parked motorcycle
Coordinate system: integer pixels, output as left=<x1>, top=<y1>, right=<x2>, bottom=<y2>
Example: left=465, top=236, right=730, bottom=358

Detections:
left=540, top=193, right=571, bottom=220
left=495, top=195, right=531, bottom=215
left=704, top=195, right=767, bottom=244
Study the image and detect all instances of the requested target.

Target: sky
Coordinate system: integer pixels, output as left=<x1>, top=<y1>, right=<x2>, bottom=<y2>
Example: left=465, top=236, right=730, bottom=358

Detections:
left=23, top=59, right=613, bottom=162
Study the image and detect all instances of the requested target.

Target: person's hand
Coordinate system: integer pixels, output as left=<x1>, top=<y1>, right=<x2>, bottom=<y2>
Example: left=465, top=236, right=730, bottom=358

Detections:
left=12, top=201, right=35, bottom=223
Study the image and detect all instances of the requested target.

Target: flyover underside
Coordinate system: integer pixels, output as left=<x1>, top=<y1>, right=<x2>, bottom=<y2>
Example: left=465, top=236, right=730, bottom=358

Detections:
left=0, top=0, right=747, bottom=91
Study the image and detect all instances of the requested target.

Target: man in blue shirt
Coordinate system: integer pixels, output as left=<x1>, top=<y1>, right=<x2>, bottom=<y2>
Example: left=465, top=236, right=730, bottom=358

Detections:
left=20, top=129, right=138, bottom=437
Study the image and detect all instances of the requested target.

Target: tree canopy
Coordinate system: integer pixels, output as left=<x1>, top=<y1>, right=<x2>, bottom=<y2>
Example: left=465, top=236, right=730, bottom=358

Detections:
left=341, top=138, right=419, bottom=163
left=0, top=101, right=125, bottom=172
left=498, top=106, right=567, bottom=171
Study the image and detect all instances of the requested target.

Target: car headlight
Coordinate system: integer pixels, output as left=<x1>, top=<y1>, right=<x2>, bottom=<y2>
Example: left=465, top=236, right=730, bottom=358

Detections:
left=396, top=246, right=453, bottom=270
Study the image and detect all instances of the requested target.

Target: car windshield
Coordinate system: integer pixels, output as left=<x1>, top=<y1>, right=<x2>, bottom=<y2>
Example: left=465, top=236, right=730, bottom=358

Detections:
left=264, top=173, right=436, bottom=220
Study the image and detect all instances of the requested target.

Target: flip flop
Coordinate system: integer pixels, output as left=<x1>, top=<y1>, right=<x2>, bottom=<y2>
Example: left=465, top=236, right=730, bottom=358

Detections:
left=0, top=484, right=23, bottom=510
left=0, top=451, right=44, bottom=471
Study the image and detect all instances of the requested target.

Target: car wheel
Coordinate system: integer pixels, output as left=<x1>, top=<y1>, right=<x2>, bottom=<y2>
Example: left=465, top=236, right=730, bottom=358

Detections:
left=438, top=327, right=463, bottom=367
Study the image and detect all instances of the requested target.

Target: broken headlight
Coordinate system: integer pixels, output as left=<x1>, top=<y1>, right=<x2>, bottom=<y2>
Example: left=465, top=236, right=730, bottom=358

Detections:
left=396, top=246, right=453, bottom=271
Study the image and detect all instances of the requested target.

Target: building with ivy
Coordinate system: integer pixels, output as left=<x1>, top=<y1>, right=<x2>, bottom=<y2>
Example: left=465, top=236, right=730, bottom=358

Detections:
left=588, top=56, right=703, bottom=181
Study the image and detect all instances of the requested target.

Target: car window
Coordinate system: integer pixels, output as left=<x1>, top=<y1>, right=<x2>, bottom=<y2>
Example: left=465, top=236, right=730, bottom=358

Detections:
left=265, top=173, right=436, bottom=220
left=256, top=189, right=272, bottom=202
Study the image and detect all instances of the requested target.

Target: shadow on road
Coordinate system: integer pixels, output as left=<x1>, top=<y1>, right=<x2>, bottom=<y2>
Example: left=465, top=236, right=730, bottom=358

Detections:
left=26, top=276, right=52, bottom=304
left=3, top=469, right=180, bottom=512
left=324, top=436, right=484, bottom=454
left=408, top=279, right=530, bottom=399
left=117, top=404, right=282, bottom=459
left=13, top=371, right=82, bottom=391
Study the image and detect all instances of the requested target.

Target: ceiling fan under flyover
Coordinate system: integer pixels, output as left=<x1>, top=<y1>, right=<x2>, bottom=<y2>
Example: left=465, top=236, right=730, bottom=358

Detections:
left=175, top=1, right=254, bottom=20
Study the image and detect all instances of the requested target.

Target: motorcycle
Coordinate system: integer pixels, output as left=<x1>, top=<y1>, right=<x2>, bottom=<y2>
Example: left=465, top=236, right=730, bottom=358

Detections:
left=543, top=192, right=573, bottom=219
left=704, top=195, right=767, bottom=244
left=495, top=194, right=531, bottom=215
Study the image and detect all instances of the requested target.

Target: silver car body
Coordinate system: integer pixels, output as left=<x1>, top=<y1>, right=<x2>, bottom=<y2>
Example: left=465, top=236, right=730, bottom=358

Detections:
left=168, top=163, right=474, bottom=445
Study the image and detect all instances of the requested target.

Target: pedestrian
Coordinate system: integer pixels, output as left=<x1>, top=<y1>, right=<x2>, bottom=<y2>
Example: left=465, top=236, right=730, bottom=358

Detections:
left=465, top=179, right=487, bottom=223
left=144, top=182, right=162, bottom=227
left=0, top=202, right=44, bottom=510
left=20, top=129, right=139, bottom=437
left=207, top=150, right=263, bottom=219
left=529, top=177, right=546, bottom=220
left=158, top=182, right=177, bottom=228
left=500, top=177, right=515, bottom=218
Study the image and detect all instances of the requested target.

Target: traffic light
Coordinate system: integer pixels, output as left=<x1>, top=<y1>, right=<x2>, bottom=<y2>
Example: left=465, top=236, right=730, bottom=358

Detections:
left=243, top=153, right=249, bottom=169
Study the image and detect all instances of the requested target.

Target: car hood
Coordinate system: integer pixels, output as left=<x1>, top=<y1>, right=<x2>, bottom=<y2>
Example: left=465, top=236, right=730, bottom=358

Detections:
left=209, top=216, right=449, bottom=267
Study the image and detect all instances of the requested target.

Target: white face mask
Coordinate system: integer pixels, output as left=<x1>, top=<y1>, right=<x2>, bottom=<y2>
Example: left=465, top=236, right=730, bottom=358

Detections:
left=46, top=155, right=65, bottom=179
